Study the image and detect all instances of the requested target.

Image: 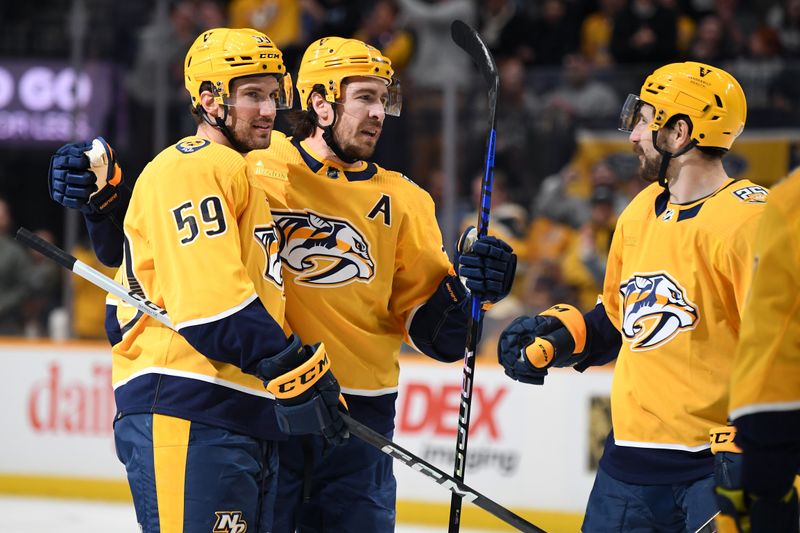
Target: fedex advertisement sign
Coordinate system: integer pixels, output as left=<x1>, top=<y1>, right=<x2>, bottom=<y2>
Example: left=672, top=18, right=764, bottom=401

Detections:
left=0, top=60, right=112, bottom=144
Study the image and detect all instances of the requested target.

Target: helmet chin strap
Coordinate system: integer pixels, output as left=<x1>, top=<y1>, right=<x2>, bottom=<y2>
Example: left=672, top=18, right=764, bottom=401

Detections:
left=651, top=130, right=698, bottom=188
left=200, top=106, right=250, bottom=154
left=320, top=104, right=359, bottom=164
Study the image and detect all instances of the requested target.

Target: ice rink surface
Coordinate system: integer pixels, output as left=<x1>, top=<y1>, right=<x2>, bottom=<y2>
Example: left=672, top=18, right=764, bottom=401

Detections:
left=0, top=496, right=494, bottom=533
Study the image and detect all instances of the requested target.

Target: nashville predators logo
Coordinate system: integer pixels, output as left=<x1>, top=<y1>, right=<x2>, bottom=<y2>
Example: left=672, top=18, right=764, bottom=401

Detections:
left=273, top=210, right=375, bottom=286
left=253, top=224, right=282, bottom=287
left=213, top=511, right=247, bottom=533
left=732, top=185, right=768, bottom=204
left=620, top=272, right=699, bottom=351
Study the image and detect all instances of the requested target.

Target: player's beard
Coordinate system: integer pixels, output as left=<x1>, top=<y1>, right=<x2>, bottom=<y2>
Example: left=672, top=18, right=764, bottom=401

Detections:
left=332, top=119, right=380, bottom=162
left=637, top=147, right=663, bottom=183
left=232, top=118, right=273, bottom=152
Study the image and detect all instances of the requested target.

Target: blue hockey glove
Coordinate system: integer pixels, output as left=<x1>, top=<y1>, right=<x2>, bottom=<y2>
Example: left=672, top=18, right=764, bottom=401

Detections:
left=497, top=304, right=587, bottom=385
left=456, top=226, right=517, bottom=304
left=711, top=425, right=799, bottom=533
left=257, top=337, right=349, bottom=446
left=49, top=137, right=125, bottom=215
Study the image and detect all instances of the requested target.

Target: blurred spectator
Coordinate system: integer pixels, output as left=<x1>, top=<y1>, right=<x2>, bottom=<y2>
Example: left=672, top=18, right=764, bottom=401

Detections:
left=660, top=0, right=697, bottom=56
left=460, top=169, right=528, bottom=255
left=352, top=0, right=414, bottom=174
left=396, top=0, right=475, bottom=190
left=611, top=0, right=678, bottom=66
left=770, top=62, right=800, bottom=121
left=530, top=163, right=586, bottom=229
left=560, top=185, right=617, bottom=309
left=471, top=56, right=541, bottom=199
left=729, top=26, right=785, bottom=108
left=126, top=0, right=225, bottom=176
left=23, top=229, right=61, bottom=338
left=0, top=197, right=32, bottom=336
left=767, top=0, right=800, bottom=57
left=354, top=0, right=413, bottom=73
left=228, top=0, right=304, bottom=67
left=528, top=0, right=581, bottom=66
left=301, top=0, right=363, bottom=42
left=542, top=53, right=620, bottom=125
left=711, top=0, right=757, bottom=58
left=71, top=237, right=117, bottom=340
left=581, top=0, right=626, bottom=66
left=478, top=0, right=534, bottom=62
left=687, top=14, right=732, bottom=64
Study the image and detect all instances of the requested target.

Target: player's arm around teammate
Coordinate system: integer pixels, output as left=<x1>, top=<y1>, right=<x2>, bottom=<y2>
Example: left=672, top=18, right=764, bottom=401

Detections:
left=48, top=28, right=347, bottom=533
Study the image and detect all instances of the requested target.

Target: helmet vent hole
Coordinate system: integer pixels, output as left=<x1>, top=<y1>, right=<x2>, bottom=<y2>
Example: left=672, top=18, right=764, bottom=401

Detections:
left=711, top=115, right=720, bottom=120
left=657, top=85, right=665, bottom=90
left=240, top=56, right=252, bottom=61
left=699, top=133, right=705, bottom=139
left=714, top=94, right=723, bottom=108
left=645, top=89, right=658, bottom=95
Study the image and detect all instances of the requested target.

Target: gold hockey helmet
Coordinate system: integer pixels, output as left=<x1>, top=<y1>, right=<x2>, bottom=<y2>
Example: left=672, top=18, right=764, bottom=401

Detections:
left=184, top=27, right=292, bottom=110
left=619, top=61, right=746, bottom=150
left=296, top=37, right=401, bottom=116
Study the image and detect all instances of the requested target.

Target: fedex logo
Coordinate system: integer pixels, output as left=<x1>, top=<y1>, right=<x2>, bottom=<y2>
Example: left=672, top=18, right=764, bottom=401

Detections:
left=398, top=382, right=507, bottom=440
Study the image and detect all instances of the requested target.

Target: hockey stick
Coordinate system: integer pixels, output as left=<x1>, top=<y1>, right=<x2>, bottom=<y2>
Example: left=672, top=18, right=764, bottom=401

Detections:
left=694, top=511, right=720, bottom=533
left=15, top=227, right=544, bottom=533
left=448, top=19, right=499, bottom=533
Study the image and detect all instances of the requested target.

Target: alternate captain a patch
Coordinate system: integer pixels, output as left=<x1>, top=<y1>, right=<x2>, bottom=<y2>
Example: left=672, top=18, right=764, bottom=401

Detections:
left=620, top=272, right=699, bottom=351
left=731, top=185, right=768, bottom=204
left=273, top=210, right=375, bottom=287
left=175, top=139, right=210, bottom=154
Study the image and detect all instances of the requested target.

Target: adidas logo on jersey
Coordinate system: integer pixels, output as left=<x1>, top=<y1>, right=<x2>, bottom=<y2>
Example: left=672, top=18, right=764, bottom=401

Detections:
left=620, top=272, right=699, bottom=350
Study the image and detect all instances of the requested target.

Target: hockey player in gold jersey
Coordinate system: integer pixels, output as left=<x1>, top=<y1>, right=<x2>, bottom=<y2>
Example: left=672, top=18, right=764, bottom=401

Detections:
left=715, top=167, right=800, bottom=533
left=246, top=37, right=516, bottom=532
left=498, top=62, right=765, bottom=531
left=49, top=28, right=349, bottom=533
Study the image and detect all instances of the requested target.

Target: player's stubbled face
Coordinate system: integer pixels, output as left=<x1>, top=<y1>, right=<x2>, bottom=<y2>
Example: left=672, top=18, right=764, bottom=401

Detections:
left=333, top=77, right=387, bottom=161
left=228, top=75, right=279, bottom=152
left=628, top=102, right=662, bottom=183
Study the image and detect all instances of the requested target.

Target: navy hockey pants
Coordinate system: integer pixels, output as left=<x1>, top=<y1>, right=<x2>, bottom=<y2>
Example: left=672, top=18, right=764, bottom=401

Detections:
left=114, top=413, right=278, bottom=533
left=582, top=466, right=717, bottom=532
left=273, top=430, right=397, bottom=532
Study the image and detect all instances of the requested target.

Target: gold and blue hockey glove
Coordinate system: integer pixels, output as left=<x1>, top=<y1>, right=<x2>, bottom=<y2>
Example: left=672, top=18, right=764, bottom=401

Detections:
left=711, top=425, right=800, bottom=533
left=257, top=337, right=349, bottom=446
left=456, top=226, right=517, bottom=304
left=498, top=304, right=587, bottom=385
left=48, top=137, right=125, bottom=215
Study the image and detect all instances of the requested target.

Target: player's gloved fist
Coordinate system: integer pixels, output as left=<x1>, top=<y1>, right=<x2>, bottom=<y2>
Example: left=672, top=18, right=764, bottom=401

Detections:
left=257, top=337, right=349, bottom=446
left=456, top=226, right=517, bottom=304
left=497, top=304, right=588, bottom=385
left=715, top=485, right=798, bottom=533
left=48, top=137, right=124, bottom=215
left=711, top=426, right=799, bottom=533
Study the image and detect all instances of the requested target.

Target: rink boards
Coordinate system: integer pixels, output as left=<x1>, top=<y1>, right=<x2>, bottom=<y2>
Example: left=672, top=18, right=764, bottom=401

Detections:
left=0, top=340, right=613, bottom=531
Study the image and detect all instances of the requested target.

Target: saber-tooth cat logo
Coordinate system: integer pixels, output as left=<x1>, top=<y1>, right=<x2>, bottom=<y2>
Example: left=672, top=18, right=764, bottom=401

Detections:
left=620, top=272, right=698, bottom=350
left=273, top=210, right=375, bottom=286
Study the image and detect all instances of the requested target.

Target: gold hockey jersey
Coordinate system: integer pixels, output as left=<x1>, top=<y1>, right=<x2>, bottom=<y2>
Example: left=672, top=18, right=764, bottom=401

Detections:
left=111, top=136, right=288, bottom=439
left=602, top=179, right=766, bottom=453
left=730, top=169, right=800, bottom=420
left=246, top=133, right=454, bottom=396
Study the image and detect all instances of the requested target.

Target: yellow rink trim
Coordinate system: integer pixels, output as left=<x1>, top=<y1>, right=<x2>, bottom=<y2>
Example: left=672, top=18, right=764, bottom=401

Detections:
left=0, top=475, right=132, bottom=502
left=397, top=500, right=583, bottom=532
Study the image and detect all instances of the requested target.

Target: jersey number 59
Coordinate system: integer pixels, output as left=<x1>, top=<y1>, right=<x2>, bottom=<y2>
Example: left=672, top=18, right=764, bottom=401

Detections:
left=171, top=196, right=227, bottom=245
